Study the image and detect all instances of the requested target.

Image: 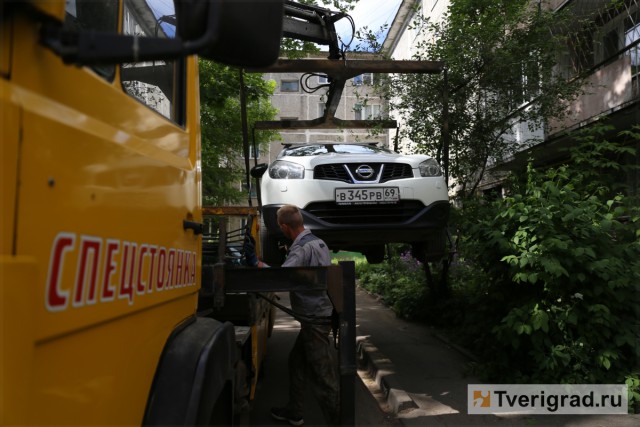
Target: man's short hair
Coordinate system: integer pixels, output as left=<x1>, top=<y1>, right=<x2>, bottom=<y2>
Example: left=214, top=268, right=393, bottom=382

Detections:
left=277, top=205, right=303, bottom=228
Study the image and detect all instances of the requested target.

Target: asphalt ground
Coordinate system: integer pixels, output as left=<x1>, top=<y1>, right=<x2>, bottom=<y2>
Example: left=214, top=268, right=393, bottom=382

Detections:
left=244, top=288, right=640, bottom=426
left=354, top=287, right=640, bottom=427
left=244, top=292, right=397, bottom=427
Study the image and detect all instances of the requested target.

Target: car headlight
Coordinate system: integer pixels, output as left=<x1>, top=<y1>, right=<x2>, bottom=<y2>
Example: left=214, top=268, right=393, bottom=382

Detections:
left=268, top=160, right=305, bottom=179
left=418, top=159, right=442, bottom=177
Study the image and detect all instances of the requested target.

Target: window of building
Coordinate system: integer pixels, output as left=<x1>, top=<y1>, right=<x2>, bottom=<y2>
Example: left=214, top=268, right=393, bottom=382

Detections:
left=625, top=10, right=640, bottom=96
left=120, top=0, right=185, bottom=124
left=354, top=103, right=381, bottom=120
left=318, top=74, right=329, bottom=84
left=570, top=29, right=595, bottom=73
left=507, top=56, right=541, bottom=108
left=604, top=29, right=620, bottom=59
left=281, top=80, right=300, bottom=92
left=353, top=73, right=374, bottom=86
left=239, top=144, right=260, bottom=159
left=409, top=0, right=424, bottom=42
left=249, top=144, right=260, bottom=159
left=242, top=180, right=257, bottom=198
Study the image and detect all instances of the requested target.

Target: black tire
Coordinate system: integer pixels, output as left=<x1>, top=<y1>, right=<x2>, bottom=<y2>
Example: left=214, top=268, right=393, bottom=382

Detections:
left=260, top=218, right=285, bottom=265
left=363, top=245, right=385, bottom=264
left=412, top=230, right=447, bottom=263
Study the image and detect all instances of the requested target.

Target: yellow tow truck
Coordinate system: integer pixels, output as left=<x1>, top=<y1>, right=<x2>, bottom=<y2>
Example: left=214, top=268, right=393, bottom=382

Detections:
left=1, top=1, right=358, bottom=425
left=1, top=0, right=283, bottom=424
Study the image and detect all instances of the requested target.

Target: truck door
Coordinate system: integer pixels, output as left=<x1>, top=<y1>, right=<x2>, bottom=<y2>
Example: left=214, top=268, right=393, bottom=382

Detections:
left=2, top=0, right=202, bottom=424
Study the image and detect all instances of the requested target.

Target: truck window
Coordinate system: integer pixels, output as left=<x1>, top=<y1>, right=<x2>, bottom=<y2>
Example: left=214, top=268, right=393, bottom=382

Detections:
left=64, top=0, right=118, bottom=80
left=121, top=0, right=185, bottom=124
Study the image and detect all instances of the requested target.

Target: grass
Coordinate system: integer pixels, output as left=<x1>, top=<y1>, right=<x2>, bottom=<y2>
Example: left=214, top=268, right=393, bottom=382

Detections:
left=331, top=251, right=366, bottom=265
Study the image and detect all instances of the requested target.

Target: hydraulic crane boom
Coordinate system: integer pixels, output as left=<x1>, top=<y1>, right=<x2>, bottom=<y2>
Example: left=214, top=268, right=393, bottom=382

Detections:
left=258, top=1, right=446, bottom=130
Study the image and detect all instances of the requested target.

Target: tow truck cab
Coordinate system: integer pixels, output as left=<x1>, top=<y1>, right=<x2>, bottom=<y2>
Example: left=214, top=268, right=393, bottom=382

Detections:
left=1, top=0, right=282, bottom=424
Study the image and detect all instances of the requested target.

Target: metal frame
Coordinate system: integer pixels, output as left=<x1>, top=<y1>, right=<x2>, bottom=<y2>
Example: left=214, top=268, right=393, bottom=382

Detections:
left=249, top=59, right=445, bottom=130
left=209, top=261, right=357, bottom=425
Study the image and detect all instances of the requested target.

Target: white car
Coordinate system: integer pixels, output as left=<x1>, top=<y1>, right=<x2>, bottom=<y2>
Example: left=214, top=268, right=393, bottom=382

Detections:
left=254, top=142, right=449, bottom=264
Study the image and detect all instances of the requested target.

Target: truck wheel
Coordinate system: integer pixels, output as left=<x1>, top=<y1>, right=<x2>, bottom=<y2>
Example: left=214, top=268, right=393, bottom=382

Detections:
left=144, top=318, right=237, bottom=425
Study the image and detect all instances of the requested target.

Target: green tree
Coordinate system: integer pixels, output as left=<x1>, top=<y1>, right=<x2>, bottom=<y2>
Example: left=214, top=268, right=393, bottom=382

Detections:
left=199, top=59, right=278, bottom=205
left=281, top=0, right=361, bottom=57
left=459, top=124, right=640, bottom=399
left=379, top=0, right=589, bottom=196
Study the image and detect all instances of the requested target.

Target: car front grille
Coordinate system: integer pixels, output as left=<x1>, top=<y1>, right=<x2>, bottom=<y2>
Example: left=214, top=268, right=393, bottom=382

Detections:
left=314, top=163, right=413, bottom=183
left=304, top=200, right=426, bottom=224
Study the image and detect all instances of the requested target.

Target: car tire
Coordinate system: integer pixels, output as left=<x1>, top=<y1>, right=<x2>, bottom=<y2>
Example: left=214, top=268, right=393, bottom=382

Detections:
left=412, top=230, right=447, bottom=263
left=260, top=220, right=285, bottom=266
left=363, top=245, right=385, bottom=264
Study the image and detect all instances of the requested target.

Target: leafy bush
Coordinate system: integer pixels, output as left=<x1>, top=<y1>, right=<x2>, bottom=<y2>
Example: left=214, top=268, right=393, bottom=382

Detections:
left=458, top=125, right=640, bottom=408
left=358, top=124, right=640, bottom=411
left=357, top=246, right=429, bottom=320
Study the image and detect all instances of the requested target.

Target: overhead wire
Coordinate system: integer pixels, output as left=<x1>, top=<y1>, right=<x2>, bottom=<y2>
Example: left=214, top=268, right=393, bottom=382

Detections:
left=338, top=13, right=356, bottom=59
left=300, top=72, right=332, bottom=94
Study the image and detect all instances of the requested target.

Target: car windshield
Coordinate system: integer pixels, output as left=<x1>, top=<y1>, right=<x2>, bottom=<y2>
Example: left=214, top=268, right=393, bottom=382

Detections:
left=279, top=144, right=395, bottom=157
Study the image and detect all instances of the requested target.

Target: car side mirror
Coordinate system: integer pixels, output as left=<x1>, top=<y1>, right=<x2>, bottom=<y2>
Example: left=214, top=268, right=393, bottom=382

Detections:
left=251, top=163, right=269, bottom=179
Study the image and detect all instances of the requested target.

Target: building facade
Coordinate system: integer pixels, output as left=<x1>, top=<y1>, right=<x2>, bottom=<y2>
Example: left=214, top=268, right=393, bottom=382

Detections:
left=383, top=0, right=640, bottom=194
left=257, top=53, right=392, bottom=167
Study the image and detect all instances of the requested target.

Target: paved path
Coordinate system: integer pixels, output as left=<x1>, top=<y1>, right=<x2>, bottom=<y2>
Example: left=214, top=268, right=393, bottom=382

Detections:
left=246, top=292, right=396, bottom=427
left=355, top=287, right=640, bottom=427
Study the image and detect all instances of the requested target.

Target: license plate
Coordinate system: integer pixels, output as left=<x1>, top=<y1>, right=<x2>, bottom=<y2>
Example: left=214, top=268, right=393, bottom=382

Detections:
left=335, top=187, right=400, bottom=205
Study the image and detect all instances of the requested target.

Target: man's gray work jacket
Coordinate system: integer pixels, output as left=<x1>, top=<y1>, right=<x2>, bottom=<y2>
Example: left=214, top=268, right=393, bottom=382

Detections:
left=282, top=229, right=333, bottom=320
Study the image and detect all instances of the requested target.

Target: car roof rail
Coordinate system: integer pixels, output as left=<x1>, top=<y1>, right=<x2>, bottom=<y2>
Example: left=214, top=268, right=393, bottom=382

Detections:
left=281, top=141, right=380, bottom=146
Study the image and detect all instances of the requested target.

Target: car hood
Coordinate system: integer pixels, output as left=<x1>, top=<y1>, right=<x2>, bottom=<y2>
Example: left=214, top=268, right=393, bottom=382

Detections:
left=279, top=152, right=432, bottom=169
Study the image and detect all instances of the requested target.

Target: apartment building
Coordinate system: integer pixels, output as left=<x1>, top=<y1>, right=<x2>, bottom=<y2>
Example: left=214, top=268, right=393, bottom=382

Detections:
left=256, top=52, right=392, bottom=167
left=383, top=0, right=639, bottom=194
left=229, top=53, right=392, bottom=208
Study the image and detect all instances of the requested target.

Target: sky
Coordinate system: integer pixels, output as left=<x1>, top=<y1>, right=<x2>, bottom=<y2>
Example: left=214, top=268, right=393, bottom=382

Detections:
left=334, top=0, right=403, bottom=50
left=140, top=0, right=403, bottom=48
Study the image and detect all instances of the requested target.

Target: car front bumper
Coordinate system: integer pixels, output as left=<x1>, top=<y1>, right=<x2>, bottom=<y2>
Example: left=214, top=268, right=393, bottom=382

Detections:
left=261, top=200, right=450, bottom=248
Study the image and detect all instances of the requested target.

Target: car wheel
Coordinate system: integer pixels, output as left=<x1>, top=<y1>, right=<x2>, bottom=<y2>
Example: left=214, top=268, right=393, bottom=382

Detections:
left=260, top=221, right=285, bottom=266
left=412, top=231, right=447, bottom=263
left=363, top=245, right=385, bottom=264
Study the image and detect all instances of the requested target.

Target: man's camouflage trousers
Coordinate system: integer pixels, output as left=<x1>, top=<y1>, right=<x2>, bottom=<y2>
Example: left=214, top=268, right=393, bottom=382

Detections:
left=287, top=323, right=340, bottom=425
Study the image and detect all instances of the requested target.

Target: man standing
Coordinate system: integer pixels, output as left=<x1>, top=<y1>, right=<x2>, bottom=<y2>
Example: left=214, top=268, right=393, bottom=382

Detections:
left=246, top=205, right=339, bottom=426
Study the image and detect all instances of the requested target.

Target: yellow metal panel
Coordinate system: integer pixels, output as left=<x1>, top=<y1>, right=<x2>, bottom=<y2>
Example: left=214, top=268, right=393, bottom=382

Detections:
left=1, top=19, right=11, bottom=77
left=1, top=85, right=20, bottom=255
left=12, top=54, right=200, bottom=342
left=4, top=9, right=204, bottom=425
left=28, top=0, right=65, bottom=21
left=249, top=298, right=272, bottom=400
left=1, top=256, right=37, bottom=425
left=28, top=295, right=196, bottom=425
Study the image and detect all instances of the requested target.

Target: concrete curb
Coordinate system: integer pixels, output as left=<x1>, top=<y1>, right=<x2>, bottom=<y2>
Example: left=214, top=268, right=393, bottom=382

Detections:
left=356, top=335, right=418, bottom=414
left=431, top=331, right=480, bottom=363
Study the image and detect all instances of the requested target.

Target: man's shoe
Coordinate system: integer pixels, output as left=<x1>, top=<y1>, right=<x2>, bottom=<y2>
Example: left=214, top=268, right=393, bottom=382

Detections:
left=271, top=407, right=304, bottom=426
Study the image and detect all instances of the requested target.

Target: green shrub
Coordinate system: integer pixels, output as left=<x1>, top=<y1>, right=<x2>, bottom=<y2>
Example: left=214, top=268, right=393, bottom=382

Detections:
left=357, top=125, right=640, bottom=411
left=459, top=125, right=640, bottom=409
left=356, top=245, right=429, bottom=320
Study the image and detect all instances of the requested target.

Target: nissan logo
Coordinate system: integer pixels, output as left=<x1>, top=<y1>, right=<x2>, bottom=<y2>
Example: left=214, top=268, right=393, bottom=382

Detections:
left=355, top=165, right=375, bottom=179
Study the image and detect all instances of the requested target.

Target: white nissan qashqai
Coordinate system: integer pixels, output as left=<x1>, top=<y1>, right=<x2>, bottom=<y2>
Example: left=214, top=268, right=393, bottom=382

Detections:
left=254, top=142, right=450, bottom=264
